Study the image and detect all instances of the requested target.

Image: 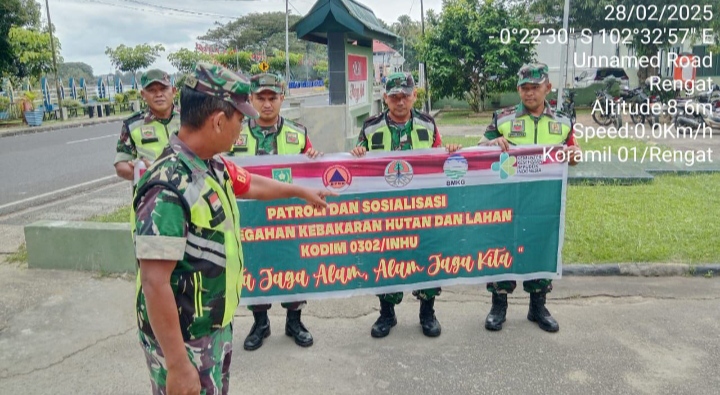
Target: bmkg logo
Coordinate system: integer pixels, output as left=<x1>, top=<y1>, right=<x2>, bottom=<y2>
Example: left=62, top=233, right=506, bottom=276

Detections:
left=443, top=154, right=468, bottom=186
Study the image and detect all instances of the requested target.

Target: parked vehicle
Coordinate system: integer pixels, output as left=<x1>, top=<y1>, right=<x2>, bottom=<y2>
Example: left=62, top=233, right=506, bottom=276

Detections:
left=591, top=77, right=623, bottom=127
left=574, top=68, right=630, bottom=89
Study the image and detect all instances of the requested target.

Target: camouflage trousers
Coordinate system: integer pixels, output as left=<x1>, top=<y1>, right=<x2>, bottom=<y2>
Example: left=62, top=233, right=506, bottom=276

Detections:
left=487, top=279, right=553, bottom=294
left=379, top=288, right=441, bottom=305
left=138, top=325, right=233, bottom=395
left=247, top=300, right=306, bottom=312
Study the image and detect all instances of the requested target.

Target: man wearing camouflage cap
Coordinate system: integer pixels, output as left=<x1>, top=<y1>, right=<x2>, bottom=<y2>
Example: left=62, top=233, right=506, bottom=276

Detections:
left=114, top=69, right=180, bottom=184
left=351, top=71, right=462, bottom=339
left=132, top=62, right=336, bottom=395
left=478, top=63, right=581, bottom=334
left=227, top=72, right=320, bottom=351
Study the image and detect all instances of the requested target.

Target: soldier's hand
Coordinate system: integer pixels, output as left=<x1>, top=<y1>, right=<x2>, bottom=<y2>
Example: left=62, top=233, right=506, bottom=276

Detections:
left=166, top=361, right=201, bottom=395
left=141, top=158, right=152, bottom=168
left=350, top=146, right=367, bottom=157
left=562, top=145, right=581, bottom=166
left=481, top=137, right=511, bottom=152
left=305, top=148, right=322, bottom=159
left=445, top=143, right=462, bottom=153
left=301, top=188, right=338, bottom=209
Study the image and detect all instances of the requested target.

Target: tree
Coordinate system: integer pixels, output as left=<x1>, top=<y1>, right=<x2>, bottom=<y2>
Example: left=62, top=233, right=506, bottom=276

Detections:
left=0, top=0, right=42, bottom=77
left=389, top=15, right=423, bottom=72
left=8, top=26, right=62, bottom=82
left=57, top=62, right=94, bottom=84
left=529, top=0, right=720, bottom=81
left=421, top=0, right=536, bottom=112
left=167, top=48, right=214, bottom=74
left=267, top=51, right=303, bottom=74
left=213, top=50, right=252, bottom=71
left=105, top=43, right=165, bottom=87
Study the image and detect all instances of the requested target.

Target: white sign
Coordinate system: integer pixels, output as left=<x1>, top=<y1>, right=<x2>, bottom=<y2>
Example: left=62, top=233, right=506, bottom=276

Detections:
left=348, top=81, right=367, bottom=107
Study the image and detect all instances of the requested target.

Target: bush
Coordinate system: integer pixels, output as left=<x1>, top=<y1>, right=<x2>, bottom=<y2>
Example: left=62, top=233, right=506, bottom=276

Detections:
left=414, top=87, right=427, bottom=110
left=115, top=93, right=126, bottom=103
left=0, top=96, right=10, bottom=111
left=63, top=99, right=82, bottom=108
left=323, top=77, right=329, bottom=88
left=126, top=89, right=138, bottom=101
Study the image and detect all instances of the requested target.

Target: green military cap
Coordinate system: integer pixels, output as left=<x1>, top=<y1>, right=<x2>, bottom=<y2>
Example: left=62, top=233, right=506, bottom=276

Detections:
left=517, top=63, right=549, bottom=86
left=385, top=72, right=415, bottom=96
left=140, top=69, right=171, bottom=89
left=250, top=73, right=287, bottom=95
left=184, top=62, right=259, bottom=119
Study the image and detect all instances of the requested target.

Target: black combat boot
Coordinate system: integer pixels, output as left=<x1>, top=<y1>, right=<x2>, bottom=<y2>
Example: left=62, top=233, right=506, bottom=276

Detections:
left=285, top=309, right=314, bottom=347
left=243, top=311, right=270, bottom=351
left=419, top=298, right=441, bottom=337
left=528, top=292, right=559, bottom=332
left=484, top=293, right=508, bottom=331
left=371, top=300, right=397, bottom=338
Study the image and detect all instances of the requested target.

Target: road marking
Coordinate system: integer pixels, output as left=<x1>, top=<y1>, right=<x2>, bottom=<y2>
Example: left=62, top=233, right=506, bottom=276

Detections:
left=0, top=175, right=119, bottom=212
left=66, top=134, right=116, bottom=145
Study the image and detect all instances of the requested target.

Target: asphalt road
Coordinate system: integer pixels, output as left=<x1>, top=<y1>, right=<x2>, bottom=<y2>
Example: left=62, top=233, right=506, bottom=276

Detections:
left=0, top=93, right=330, bottom=214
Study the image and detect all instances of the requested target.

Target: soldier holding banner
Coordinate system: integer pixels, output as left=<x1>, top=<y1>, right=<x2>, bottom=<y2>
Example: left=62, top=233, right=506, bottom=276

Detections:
left=114, top=69, right=180, bottom=183
left=350, top=72, right=462, bottom=339
left=227, top=72, right=320, bottom=351
left=478, top=63, right=581, bottom=333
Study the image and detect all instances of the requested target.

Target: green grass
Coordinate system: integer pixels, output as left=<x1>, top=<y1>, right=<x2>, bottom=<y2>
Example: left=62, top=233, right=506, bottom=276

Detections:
left=436, top=110, right=493, bottom=126
left=6, top=243, right=27, bottom=264
left=88, top=205, right=131, bottom=223
left=563, top=173, right=720, bottom=264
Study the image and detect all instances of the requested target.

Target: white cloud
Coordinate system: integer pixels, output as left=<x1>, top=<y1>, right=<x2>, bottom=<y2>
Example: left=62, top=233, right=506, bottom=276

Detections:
left=43, top=0, right=443, bottom=75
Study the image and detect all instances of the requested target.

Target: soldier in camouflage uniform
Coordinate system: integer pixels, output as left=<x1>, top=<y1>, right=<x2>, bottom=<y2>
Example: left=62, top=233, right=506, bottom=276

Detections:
left=478, top=63, right=581, bottom=333
left=350, top=72, right=462, bottom=339
left=226, top=73, right=320, bottom=351
left=114, top=69, right=180, bottom=183
left=133, top=62, right=334, bottom=395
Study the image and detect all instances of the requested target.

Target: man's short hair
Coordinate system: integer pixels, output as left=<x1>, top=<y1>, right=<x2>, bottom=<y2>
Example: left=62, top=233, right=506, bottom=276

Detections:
left=180, top=86, right=236, bottom=130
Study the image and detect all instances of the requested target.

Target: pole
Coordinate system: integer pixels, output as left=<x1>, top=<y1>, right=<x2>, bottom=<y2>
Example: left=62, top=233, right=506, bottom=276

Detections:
left=285, top=0, right=290, bottom=96
left=45, top=0, right=62, bottom=109
left=420, top=0, right=428, bottom=113
left=402, top=37, right=405, bottom=72
left=557, top=0, right=570, bottom=112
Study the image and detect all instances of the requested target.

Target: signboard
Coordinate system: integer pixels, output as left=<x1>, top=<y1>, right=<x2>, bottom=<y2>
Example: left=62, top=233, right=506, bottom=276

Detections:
left=673, top=52, right=697, bottom=90
left=259, top=61, right=269, bottom=72
left=347, top=54, right=368, bottom=106
left=228, top=147, right=567, bottom=306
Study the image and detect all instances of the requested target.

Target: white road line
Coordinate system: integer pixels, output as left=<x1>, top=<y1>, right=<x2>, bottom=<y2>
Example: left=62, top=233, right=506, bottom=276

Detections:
left=66, top=134, right=116, bottom=145
left=0, top=175, right=119, bottom=211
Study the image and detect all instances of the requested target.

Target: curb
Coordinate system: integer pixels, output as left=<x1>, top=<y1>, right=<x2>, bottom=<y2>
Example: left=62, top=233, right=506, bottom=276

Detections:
left=563, top=263, right=720, bottom=277
left=0, top=116, right=127, bottom=139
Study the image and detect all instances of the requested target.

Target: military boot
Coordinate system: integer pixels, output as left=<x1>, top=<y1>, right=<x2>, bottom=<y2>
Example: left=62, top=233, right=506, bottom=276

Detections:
left=285, top=309, right=314, bottom=347
left=243, top=311, right=270, bottom=351
left=371, top=300, right=397, bottom=338
left=528, top=292, right=559, bottom=332
left=484, top=293, right=508, bottom=331
left=419, top=298, right=441, bottom=337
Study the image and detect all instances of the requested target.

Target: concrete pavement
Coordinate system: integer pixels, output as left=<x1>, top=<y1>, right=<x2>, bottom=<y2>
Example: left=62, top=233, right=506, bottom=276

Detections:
left=0, top=267, right=717, bottom=395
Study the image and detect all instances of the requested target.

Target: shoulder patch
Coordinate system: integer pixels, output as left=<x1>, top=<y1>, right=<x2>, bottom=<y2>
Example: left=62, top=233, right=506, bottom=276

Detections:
left=123, top=111, right=144, bottom=127
left=363, top=112, right=384, bottom=128
left=413, top=110, right=436, bottom=124
left=282, top=118, right=308, bottom=134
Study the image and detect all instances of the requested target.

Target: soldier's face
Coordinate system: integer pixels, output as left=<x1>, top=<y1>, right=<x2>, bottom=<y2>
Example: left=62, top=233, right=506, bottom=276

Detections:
left=518, top=82, right=551, bottom=111
left=141, top=83, right=175, bottom=114
left=251, top=91, right=283, bottom=123
left=219, top=110, right=245, bottom=151
left=384, top=91, right=416, bottom=120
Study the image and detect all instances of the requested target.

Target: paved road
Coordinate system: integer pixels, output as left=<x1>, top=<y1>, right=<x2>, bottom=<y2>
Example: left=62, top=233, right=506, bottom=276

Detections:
left=0, top=93, right=330, bottom=214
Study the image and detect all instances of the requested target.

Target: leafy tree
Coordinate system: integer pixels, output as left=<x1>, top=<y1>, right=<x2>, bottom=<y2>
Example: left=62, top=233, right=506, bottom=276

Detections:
left=167, top=48, right=214, bottom=74
left=8, top=26, right=63, bottom=81
left=57, top=62, right=94, bottom=84
left=421, top=0, right=536, bottom=112
left=105, top=43, right=165, bottom=87
left=267, top=51, right=303, bottom=74
left=213, top=50, right=252, bottom=71
left=0, top=0, right=42, bottom=76
left=388, top=15, right=422, bottom=72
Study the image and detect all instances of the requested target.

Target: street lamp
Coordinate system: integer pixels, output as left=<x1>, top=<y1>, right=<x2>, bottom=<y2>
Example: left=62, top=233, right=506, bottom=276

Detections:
left=285, top=0, right=290, bottom=96
left=557, top=0, right=570, bottom=112
left=420, top=0, right=429, bottom=112
left=45, top=0, right=62, bottom=110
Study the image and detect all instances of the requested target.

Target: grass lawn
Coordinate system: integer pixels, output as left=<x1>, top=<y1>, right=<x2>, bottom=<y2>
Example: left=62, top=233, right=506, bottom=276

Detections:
left=435, top=110, right=493, bottom=126
left=564, top=173, right=720, bottom=264
left=82, top=173, right=720, bottom=265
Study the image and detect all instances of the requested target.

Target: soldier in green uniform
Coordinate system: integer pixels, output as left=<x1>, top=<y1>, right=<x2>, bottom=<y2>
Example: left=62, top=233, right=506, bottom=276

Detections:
left=227, top=73, right=320, bottom=351
left=132, top=62, right=335, bottom=395
left=478, top=63, right=581, bottom=333
left=350, top=72, right=462, bottom=339
left=114, top=69, right=180, bottom=183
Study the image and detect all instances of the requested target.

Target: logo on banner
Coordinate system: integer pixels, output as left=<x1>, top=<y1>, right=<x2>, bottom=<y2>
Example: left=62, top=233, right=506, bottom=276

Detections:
left=352, top=61, right=361, bottom=77
left=384, top=160, right=414, bottom=188
left=443, top=154, right=468, bottom=186
left=272, top=168, right=293, bottom=184
left=491, top=152, right=517, bottom=180
left=322, top=165, right=352, bottom=192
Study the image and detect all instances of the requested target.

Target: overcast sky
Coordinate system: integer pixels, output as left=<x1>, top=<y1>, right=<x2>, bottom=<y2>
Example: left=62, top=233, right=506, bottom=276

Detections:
left=43, top=0, right=443, bottom=75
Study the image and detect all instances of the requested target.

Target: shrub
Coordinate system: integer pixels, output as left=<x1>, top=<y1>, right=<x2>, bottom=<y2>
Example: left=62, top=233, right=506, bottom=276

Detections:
left=414, top=87, right=427, bottom=110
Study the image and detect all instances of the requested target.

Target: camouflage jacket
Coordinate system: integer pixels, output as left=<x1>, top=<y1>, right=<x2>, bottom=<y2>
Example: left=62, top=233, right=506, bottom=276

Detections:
left=114, top=107, right=180, bottom=164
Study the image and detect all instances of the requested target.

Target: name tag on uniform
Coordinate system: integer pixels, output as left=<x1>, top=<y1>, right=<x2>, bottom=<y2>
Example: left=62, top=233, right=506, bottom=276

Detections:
left=286, top=131, right=299, bottom=144
left=140, top=126, right=158, bottom=143
left=549, top=121, right=562, bottom=134
left=236, top=134, right=248, bottom=147
left=510, top=119, right=526, bottom=137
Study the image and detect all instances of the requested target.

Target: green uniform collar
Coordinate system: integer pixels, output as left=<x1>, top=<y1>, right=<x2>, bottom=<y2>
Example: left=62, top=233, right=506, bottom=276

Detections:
left=515, top=101, right=556, bottom=119
left=144, top=105, right=179, bottom=125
